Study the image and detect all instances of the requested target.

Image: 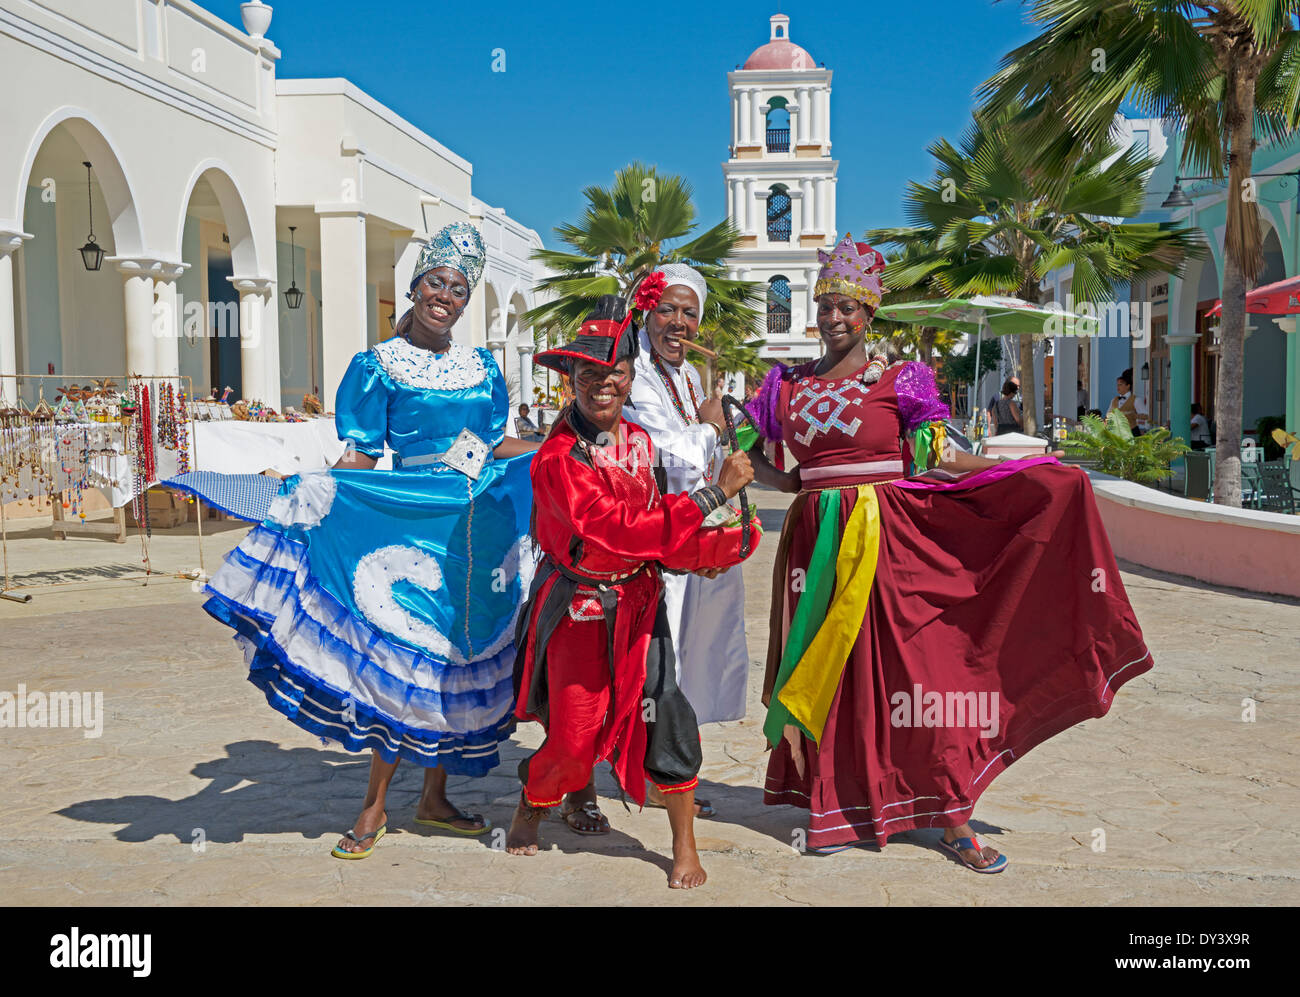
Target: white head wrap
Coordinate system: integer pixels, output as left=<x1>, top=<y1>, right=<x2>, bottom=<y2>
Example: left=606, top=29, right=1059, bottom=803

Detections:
left=657, top=263, right=708, bottom=312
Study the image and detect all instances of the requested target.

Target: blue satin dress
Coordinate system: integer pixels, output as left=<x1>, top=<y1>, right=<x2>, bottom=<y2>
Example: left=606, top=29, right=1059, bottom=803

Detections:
left=203, top=337, right=535, bottom=775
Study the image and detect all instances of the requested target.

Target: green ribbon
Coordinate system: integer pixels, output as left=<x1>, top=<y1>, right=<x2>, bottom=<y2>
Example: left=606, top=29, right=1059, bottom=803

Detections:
left=912, top=423, right=934, bottom=475
left=764, top=488, right=841, bottom=748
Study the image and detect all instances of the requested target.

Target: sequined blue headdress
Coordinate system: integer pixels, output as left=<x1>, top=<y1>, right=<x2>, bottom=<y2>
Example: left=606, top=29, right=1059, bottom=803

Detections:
left=411, top=222, right=485, bottom=293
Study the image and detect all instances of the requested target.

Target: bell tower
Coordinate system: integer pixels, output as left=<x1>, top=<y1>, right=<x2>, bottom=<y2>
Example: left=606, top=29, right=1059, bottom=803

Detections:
left=724, top=12, right=837, bottom=362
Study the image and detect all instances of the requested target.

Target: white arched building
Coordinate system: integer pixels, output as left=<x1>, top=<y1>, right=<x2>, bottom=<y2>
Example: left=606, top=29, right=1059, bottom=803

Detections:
left=0, top=0, right=548, bottom=416
left=723, top=12, right=837, bottom=364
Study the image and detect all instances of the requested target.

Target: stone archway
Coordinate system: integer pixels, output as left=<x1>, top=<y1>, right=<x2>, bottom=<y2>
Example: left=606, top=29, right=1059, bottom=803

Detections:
left=8, top=111, right=145, bottom=400
left=174, top=164, right=265, bottom=399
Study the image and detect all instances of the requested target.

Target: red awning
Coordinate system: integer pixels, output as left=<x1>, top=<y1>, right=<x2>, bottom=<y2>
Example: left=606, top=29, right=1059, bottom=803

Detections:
left=1206, top=274, right=1300, bottom=318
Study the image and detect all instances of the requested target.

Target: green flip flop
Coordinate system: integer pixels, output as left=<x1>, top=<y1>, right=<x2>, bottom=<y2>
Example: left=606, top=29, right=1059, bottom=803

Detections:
left=331, top=824, right=387, bottom=860
left=413, top=807, right=491, bottom=836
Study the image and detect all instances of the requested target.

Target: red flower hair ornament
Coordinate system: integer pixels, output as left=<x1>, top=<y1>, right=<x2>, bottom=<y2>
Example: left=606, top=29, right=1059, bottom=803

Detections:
left=633, top=270, right=668, bottom=313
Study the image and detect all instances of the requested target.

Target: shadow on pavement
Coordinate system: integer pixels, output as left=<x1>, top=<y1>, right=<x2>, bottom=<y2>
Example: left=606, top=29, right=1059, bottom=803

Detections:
left=54, top=738, right=691, bottom=879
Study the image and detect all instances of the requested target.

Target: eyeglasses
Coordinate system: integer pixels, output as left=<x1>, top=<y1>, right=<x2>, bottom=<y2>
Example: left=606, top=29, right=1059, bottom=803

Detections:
left=415, top=273, right=469, bottom=301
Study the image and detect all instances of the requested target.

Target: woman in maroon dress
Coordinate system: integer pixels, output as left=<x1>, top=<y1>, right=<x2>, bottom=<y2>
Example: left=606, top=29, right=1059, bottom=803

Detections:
left=745, top=234, right=1152, bottom=871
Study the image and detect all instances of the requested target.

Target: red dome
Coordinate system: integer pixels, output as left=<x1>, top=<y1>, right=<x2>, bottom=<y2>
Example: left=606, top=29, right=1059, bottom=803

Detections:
left=742, top=39, right=816, bottom=70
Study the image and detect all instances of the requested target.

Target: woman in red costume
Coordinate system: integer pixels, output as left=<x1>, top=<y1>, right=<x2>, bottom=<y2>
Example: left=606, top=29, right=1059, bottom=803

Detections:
left=506, top=295, right=759, bottom=889
left=745, top=235, right=1152, bottom=872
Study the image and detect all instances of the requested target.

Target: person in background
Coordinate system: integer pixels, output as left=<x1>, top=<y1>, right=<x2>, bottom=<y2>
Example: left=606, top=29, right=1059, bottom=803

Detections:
left=991, top=378, right=1023, bottom=437
left=1107, top=368, right=1147, bottom=436
left=987, top=376, right=1019, bottom=422
left=1190, top=403, right=1211, bottom=450
left=516, top=403, right=544, bottom=442
left=1077, top=380, right=1087, bottom=420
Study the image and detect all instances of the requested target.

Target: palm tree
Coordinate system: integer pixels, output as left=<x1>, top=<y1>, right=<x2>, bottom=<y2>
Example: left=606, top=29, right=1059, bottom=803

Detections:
left=868, top=103, right=1204, bottom=436
left=978, top=1, right=1300, bottom=504
left=523, top=162, right=762, bottom=384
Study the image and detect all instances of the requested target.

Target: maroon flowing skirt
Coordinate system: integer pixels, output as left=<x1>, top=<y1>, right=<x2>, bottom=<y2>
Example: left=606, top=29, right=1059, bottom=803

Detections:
left=762, top=459, right=1151, bottom=849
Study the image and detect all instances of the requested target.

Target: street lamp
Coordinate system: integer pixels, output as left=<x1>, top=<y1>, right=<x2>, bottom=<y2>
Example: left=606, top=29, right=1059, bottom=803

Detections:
left=284, top=225, right=303, bottom=310
left=78, top=161, right=104, bottom=271
left=1160, top=179, right=1192, bottom=209
left=1163, top=170, right=1300, bottom=212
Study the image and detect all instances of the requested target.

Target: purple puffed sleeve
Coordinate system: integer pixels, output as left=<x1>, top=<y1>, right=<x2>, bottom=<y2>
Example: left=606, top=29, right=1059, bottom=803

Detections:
left=745, top=363, right=788, bottom=442
left=895, top=361, right=950, bottom=432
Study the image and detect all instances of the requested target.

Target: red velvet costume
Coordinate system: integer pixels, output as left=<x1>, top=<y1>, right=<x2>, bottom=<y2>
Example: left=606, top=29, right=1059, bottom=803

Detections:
left=513, top=413, right=756, bottom=807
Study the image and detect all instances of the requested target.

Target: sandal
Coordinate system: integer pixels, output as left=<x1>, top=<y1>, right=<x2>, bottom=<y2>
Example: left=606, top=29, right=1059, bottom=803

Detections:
left=937, top=835, right=1008, bottom=874
left=330, top=824, right=387, bottom=860
left=561, top=799, right=611, bottom=835
left=413, top=807, right=491, bottom=836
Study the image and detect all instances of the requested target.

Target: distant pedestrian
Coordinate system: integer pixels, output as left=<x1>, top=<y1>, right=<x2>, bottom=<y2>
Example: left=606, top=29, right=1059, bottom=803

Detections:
left=991, top=378, right=1022, bottom=436
left=1190, top=403, right=1210, bottom=450
left=1107, top=368, right=1147, bottom=436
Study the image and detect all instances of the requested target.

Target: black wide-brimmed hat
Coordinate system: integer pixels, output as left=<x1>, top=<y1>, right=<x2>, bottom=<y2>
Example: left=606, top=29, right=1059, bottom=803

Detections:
left=535, top=295, right=640, bottom=374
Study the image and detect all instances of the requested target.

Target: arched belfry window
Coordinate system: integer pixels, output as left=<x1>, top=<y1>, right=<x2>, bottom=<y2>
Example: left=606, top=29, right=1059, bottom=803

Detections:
left=766, top=96, right=790, bottom=153
left=767, top=275, right=792, bottom=336
left=766, top=184, right=791, bottom=242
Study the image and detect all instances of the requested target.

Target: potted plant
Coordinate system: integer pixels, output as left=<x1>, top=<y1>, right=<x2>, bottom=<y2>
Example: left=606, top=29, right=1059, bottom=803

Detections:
left=1062, top=410, right=1189, bottom=485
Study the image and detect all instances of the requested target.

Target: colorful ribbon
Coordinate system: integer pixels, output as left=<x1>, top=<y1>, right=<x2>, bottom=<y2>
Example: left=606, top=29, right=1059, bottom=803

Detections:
left=765, top=485, right=883, bottom=746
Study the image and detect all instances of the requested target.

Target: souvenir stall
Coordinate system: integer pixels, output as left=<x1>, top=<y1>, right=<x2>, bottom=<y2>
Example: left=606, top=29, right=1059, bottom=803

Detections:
left=0, top=374, right=340, bottom=602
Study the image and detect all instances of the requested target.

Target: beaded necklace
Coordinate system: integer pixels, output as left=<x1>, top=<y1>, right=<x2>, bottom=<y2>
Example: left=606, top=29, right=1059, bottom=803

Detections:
left=650, top=351, right=702, bottom=425
left=649, top=350, right=721, bottom=485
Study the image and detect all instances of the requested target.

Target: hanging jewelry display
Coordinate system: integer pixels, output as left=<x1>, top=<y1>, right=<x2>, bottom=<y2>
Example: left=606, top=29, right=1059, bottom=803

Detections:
left=175, top=387, right=191, bottom=474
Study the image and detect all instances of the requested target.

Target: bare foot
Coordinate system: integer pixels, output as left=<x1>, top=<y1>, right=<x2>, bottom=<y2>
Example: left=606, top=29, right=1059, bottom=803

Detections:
left=943, top=823, right=1002, bottom=869
left=506, top=797, right=546, bottom=856
left=669, top=841, right=707, bottom=889
left=336, top=804, right=386, bottom=855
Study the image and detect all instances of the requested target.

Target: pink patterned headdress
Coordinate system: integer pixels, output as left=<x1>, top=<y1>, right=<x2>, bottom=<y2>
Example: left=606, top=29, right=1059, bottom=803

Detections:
left=814, top=233, right=887, bottom=313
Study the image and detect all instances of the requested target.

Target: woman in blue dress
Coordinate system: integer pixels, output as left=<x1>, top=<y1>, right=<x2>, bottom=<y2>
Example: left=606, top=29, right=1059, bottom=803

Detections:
left=201, top=222, right=536, bottom=858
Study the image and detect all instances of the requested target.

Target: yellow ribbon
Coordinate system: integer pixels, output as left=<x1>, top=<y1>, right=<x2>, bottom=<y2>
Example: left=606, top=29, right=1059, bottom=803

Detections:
left=776, top=484, right=881, bottom=742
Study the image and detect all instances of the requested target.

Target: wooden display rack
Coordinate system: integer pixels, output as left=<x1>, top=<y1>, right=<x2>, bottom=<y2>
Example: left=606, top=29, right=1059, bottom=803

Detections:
left=52, top=498, right=128, bottom=543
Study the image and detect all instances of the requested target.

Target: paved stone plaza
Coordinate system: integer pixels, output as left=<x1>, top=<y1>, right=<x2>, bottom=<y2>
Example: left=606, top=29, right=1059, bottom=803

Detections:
left=1, top=488, right=1297, bottom=906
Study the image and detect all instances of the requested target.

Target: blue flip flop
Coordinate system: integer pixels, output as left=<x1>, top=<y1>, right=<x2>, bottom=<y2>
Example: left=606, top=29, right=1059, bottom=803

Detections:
left=937, top=835, right=1008, bottom=873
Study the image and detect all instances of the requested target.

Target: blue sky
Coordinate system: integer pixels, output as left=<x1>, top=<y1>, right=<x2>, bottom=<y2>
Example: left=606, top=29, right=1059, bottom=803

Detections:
left=209, top=1, right=1037, bottom=246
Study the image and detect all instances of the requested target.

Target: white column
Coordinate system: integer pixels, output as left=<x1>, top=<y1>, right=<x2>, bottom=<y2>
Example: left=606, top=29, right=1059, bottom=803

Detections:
left=517, top=342, right=535, bottom=409
left=807, top=265, right=820, bottom=329
left=731, top=91, right=740, bottom=149
left=800, top=179, right=814, bottom=234
left=738, top=89, right=752, bottom=145
left=114, top=259, right=160, bottom=378
left=806, top=86, right=826, bottom=144
left=393, top=233, right=425, bottom=327
left=728, top=178, right=740, bottom=227
left=486, top=293, right=507, bottom=373
left=744, top=179, right=756, bottom=234
left=317, top=207, right=368, bottom=411
left=822, top=87, right=832, bottom=150
left=796, top=88, right=811, bottom=145
left=815, top=179, right=828, bottom=238
left=827, top=177, right=837, bottom=240
left=230, top=276, right=279, bottom=407
left=0, top=231, right=32, bottom=405
left=750, top=88, right=763, bottom=149
left=153, top=262, right=188, bottom=381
